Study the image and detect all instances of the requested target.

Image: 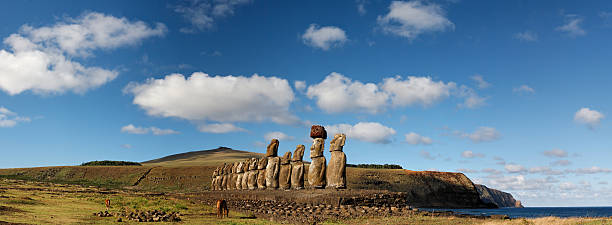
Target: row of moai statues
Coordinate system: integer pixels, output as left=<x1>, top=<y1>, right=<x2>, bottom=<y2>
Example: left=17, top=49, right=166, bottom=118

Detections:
left=210, top=125, right=347, bottom=190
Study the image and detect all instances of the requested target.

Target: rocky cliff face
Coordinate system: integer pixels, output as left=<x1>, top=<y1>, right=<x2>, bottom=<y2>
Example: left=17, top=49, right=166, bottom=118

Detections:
left=475, top=184, right=523, bottom=208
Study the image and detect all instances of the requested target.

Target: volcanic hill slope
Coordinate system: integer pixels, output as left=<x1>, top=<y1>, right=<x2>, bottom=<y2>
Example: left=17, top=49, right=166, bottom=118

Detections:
left=0, top=147, right=521, bottom=208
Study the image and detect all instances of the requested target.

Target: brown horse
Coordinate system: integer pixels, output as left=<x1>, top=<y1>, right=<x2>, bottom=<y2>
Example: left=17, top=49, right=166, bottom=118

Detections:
left=216, top=199, right=229, bottom=218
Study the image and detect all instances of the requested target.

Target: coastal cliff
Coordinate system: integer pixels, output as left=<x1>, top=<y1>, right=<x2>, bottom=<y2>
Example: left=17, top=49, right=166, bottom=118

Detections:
left=475, top=184, right=524, bottom=208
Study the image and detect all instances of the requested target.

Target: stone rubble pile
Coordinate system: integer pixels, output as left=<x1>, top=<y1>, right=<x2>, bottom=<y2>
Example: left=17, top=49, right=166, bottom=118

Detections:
left=93, top=210, right=181, bottom=222
left=211, top=125, right=347, bottom=191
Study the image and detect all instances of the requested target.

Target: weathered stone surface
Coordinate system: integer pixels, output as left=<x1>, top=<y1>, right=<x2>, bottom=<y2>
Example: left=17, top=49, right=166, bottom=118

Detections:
left=265, top=139, right=279, bottom=157
left=221, top=163, right=229, bottom=190
left=265, top=156, right=280, bottom=189
left=310, top=125, right=327, bottom=139
left=211, top=167, right=219, bottom=190
left=291, top=145, right=305, bottom=189
left=235, top=161, right=244, bottom=190
left=279, top=152, right=292, bottom=190
left=241, top=159, right=250, bottom=190
left=229, top=162, right=238, bottom=190
left=257, top=157, right=268, bottom=189
left=247, top=158, right=258, bottom=190
left=327, top=133, right=347, bottom=189
left=309, top=138, right=326, bottom=188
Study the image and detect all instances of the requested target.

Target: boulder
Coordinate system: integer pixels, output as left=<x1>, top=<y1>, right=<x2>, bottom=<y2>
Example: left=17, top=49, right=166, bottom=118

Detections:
left=310, top=125, right=327, bottom=139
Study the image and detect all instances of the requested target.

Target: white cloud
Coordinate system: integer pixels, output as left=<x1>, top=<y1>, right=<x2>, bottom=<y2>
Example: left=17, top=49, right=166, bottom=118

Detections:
left=294, top=80, right=306, bottom=92
left=173, top=0, right=252, bottom=33
left=121, top=144, right=133, bottom=149
left=461, top=150, right=484, bottom=158
left=505, top=164, right=526, bottom=173
left=513, top=85, right=535, bottom=94
left=302, top=24, right=348, bottom=50
left=377, top=0, right=454, bottom=40
left=456, top=168, right=478, bottom=173
left=306, top=72, right=388, bottom=114
left=574, top=107, right=604, bottom=129
left=514, top=31, right=538, bottom=42
left=327, top=122, right=396, bottom=144
left=556, top=14, right=586, bottom=37
left=567, top=166, right=611, bottom=174
left=543, top=149, right=568, bottom=158
left=307, top=73, right=484, bottom=113
left=121, top=124, right=179, bottom=135
left=382, top=76, right=456, bottom=107
left=125, top=72, right=299, bottom=130
left=0, top=12, right=165, bottom=96
left=404, top=132, right=432, bottom=145
left=0, top=107, right=31, bottom=128
left=454, top=126, right=501, bottom=143
left=470, top=75, right=490, bottom=89
left=551, top=160, right=571, bottom=166
left=264, top=131, right=295, bottom=141
left=356, top=0, right=367, bottom=15
left=198, top=123, right=246, bottom=133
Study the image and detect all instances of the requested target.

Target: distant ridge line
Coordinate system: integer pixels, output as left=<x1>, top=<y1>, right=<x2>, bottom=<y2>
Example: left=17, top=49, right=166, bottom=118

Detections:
left=142, top=146, right=261, bottom=164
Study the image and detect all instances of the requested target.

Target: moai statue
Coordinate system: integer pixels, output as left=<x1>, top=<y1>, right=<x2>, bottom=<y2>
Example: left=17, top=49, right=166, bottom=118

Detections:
left=256, top=157, right=268, bottom=189
left=241, top=159, right=250, bottom=190
left=221, top=163, right=228, bottom=190
left=291, top=145, right=305, bottom=189
left=228, top=162, right=237, bottom=190
left=247, top=158, right=258, bottom=190
left=265, top=139, right=281, bottom=189
left=308, top=138, right=327, bottom=188
left=279, top=151, right=292, bottom=190
left=212, top=167, right=219, bottom=190
left=327, top=133, right=347, bottom=189
left=235, top=161, right=244, bottom=190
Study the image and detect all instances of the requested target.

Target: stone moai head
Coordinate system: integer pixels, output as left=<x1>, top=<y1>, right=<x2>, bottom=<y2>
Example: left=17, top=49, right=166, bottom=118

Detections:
left=224, top=163, right=230, bottom=174
left=257, top=157, right=268, bottom=170
left=330, top=133, right=346, bottom=152
left=292, top=145, right=305, bottom=161
left=233, top=162, right=239, bottom=173
left=281, top=152, right=292, bottom=164
left=243, top=159, right=251, bottom=171
left=236, top=161, right=244, bottom=173
left=249, top=158, right=258, bottom=170
left=310, top=138, right=325, bottom=158
left=266, top=139, right=279, bottom=157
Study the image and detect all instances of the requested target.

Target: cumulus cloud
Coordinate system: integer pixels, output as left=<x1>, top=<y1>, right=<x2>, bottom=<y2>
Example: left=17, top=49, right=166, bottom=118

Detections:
left=461, top=150, right=484, bottom=158
left=327, top=122, right=396, bottom=144
left=121, top=124, right=179, bottom=135
left=302, top=24, right=348, bottom=50
left=453, top=126, right=501, bottom=143
left=125, top=72, right=299, bottom=131
left=377, top=0, right=454, bottom=40
left=551, top=160, right=572, bottom=166
left=0, top=12, right=165, bottom=95
left=404, top=132, right=432, bottom=145
left=505, top=164, right=526, bottom=173
left=513, top=85, right=535, bottom=95
left=419, top=150, right=436, bottom=160
left=264, top=131, right=295, bottom=141
left=556, top=14, right=586, bottom=37
left=294, top=80, right=306, bottom=92
left=306, top=73, right=485, bottom=113
left=382, top=76, right=456, bottom=107
left=456, top=168, right=478, bottom=173
left=306, top=72, right=388, bottom=114
left=470, top=75, right=490, bottom=89
left=487, top=175, right=556, bottom=191
left=198, top=123, right=246, bottom=133
left=543, top=149, right=568, bottom=158
left=574, top=107, right=604, bottom=129
left=173, top=0, right=252, bottom=33
left=567, top=166, right=611, bottom=174
left=0, top=107, right=30, bottom=128
left=514, top=31, right=538, bottom=42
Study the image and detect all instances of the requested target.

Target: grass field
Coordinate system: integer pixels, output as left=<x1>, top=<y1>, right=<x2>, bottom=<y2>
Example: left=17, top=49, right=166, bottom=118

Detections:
left=1, top=179, right=611, bottom=225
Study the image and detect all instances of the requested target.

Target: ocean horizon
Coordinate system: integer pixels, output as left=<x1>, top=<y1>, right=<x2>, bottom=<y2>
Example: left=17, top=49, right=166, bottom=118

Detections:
left=423, top=207, right=612, bottom=218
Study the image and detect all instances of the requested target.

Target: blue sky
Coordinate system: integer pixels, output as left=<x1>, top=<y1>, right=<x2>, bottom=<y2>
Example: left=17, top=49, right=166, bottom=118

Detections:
left=1, top=0, right=612, bottom=206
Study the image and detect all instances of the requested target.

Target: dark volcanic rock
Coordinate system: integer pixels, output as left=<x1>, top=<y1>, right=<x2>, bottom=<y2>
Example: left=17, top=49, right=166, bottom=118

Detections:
left=476, top=184, right=523, bottom=208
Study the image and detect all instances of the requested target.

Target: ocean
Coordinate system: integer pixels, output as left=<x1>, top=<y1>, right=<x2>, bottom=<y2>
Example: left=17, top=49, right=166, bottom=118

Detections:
left=422, top=207, right=612, bottom=218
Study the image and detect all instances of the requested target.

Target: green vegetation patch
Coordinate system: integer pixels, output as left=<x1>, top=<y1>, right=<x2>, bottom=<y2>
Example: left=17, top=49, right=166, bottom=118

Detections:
left=80, top=160, right=142, bottom=166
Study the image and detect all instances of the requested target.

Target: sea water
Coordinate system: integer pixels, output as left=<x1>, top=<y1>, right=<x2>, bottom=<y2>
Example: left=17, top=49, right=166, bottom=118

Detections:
left=422, top=207, right=612, bottom=218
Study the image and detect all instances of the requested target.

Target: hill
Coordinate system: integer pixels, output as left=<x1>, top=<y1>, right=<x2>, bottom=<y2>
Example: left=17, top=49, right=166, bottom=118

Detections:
left=142, top=146, right=263, bottom=166
left=0, top=147, right=520, bottom=208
